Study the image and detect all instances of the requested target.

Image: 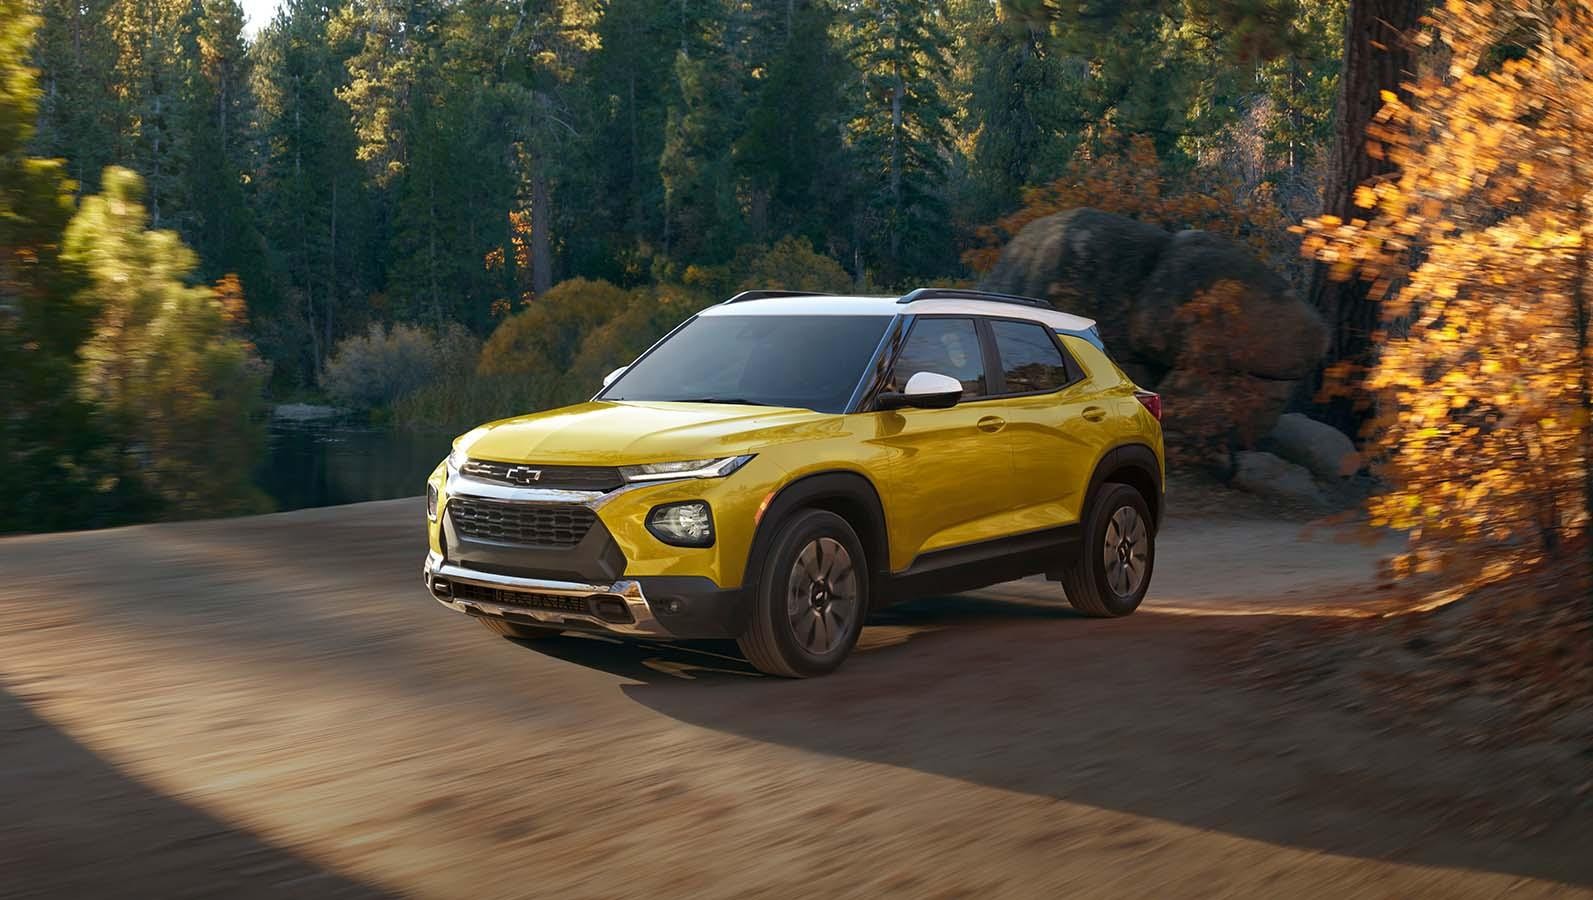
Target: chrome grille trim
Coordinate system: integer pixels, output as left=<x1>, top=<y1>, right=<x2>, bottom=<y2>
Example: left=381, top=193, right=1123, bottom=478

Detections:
left=459, top=459, right=624, bottom=492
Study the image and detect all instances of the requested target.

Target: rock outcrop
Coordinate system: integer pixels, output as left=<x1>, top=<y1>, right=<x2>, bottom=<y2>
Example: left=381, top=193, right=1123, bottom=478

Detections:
left=1231, top=451, right=1326, bottom=505
left=980, top=209, right=1329, bottom=439
left=1268, top=413, right=1361, bottom=479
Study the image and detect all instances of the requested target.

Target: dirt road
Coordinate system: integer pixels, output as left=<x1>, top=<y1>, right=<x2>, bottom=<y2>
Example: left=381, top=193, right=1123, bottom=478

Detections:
left=1, top=499, right=1586, bottom=898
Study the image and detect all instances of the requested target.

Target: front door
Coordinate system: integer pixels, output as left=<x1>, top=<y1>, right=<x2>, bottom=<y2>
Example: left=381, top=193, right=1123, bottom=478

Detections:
left=868, top=316, right=1017, bottom=569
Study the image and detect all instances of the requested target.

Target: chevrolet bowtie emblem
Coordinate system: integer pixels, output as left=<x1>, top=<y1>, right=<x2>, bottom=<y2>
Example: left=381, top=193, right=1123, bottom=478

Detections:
left=505, top=466, right=543, bottom=485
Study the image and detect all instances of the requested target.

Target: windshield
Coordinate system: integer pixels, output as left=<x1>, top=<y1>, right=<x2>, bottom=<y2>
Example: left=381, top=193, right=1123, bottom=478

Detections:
left=602, top=314, right=893, bottom=413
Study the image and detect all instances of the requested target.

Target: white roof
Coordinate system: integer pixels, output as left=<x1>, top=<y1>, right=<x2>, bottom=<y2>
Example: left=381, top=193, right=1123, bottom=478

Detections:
left=697, top=294, right=1097, bottom=333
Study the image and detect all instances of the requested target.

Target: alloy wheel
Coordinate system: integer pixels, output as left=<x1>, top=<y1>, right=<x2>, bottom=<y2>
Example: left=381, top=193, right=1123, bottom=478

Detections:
left=785, top=536, right=858, bottom=655
left=1102, top=505, right=1149, bottom=597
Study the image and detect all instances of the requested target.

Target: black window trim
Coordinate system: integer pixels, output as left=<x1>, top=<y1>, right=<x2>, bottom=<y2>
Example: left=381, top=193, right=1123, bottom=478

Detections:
left=861, top=313, right=1087, bottom=411
left=873, top=314, right=993, bottom=404
left=980, top=314, right=1088, bottom=399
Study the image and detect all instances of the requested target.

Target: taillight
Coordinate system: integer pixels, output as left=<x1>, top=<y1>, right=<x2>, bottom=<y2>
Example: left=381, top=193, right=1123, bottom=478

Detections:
left=1134, top=390, right=1162, bottom=421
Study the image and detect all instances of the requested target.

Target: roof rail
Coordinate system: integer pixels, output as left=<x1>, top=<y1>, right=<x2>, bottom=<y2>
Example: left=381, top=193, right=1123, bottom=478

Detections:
left=723, top=289, right=835, bottom=304
left=896, top=287, right=1054, bottom=309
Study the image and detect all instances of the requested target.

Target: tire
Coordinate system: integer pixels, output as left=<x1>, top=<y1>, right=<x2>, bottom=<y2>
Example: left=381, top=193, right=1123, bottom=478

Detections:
left=737, top=509, right=868, bottom=678
left=477, top=617, right=560, bottom=640
left=1060, top=482, right=1155, bottom=618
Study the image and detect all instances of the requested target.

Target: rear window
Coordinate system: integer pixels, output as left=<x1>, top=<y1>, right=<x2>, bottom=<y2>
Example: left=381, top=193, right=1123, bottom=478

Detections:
left=991, top=320, right=1073, bottom=393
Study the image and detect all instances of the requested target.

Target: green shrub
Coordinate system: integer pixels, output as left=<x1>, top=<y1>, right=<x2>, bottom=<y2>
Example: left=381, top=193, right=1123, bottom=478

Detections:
left=389, top=371, right=585, bottom=431
left=322, top=322, right=478, bottom=409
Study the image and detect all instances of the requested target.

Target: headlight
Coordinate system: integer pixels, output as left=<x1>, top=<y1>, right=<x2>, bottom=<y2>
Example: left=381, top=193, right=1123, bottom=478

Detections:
left=620, top=455, right=753, bottom=482
left=426, top=482, right=439, bottom=521
left=447, top=445, right=468, bottom=471
left=647, top=501, right=714, bottom=547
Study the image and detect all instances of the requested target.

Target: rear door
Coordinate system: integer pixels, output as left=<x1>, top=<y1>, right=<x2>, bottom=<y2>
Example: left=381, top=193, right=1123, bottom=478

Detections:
left=869, top=317, right=1019, bottom=565
left=984, top=318, right=1110, bottom=529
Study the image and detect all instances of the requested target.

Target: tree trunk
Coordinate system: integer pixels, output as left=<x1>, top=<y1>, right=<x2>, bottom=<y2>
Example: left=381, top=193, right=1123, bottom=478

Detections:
left=1304, top=0, right=1425, bottom=440
left=530, top=159, right=552, bottom=298
left=888, top=60, right=903, bottom=285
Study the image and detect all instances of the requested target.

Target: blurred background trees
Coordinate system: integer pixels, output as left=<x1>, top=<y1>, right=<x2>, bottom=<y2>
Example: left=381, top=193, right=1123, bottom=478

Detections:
left=19, top=0, right=1580, bottom=539
left=13, top=0, right=1357, bottom=392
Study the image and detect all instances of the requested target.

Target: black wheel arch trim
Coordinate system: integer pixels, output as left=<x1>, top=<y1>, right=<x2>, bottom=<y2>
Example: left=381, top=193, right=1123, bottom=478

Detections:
left=742, top=470, right=891, bottom=602
left=1085, top=442, right=1164, bottom=531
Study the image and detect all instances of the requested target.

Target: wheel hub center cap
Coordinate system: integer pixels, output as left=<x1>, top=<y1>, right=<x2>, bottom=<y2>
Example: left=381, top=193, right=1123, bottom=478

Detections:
left=811, top=581, right=830, bottom=609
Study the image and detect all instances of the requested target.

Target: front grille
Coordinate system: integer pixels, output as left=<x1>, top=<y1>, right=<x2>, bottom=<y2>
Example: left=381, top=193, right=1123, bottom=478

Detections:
left=449, top=581, right=593, bottom=614
left=449, top=497, right=596, bottom=547
left=459, top=459, right=624, bottom=492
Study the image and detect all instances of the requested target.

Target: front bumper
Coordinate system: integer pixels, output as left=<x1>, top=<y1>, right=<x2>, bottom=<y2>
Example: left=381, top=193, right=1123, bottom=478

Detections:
left=424, top=550, right=670, bottom=637
left=423, top=551, right=746, bottom=639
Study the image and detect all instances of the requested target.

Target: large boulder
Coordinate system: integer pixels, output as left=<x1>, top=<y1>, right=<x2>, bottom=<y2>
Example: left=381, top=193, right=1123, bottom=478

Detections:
left=1231, top=451, right=1326, bottom=505
left=981, top=209, right=1170, bottom=349
left=1268, top=413, right=1360, bottom=479
left=1128, top=230, right=1327, bottom=380
left=979, top=208, right=1330, bottom=451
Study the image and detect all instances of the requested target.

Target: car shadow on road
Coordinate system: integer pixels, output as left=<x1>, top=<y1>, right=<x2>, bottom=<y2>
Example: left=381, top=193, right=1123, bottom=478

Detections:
left=512, top=592, right=1083, bottom=683
left=507, top=594, right=1591, bottom=889
left=0, top=686, right=398, bottom=900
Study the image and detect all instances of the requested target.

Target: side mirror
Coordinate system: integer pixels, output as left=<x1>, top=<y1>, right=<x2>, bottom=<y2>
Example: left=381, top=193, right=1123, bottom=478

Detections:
left=602, top=366, right=628, bottom=389
left=875, top=371, right=964, bottom=411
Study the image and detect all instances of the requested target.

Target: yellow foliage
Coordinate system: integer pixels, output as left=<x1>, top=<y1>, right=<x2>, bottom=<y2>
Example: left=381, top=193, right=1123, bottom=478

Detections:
left=477, top=277, right=632, bottom=377
left=1299, top=0, right=1593, bottom=575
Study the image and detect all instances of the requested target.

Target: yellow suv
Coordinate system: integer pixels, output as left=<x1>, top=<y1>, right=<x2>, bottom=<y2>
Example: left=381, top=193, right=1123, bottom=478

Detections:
left=423, top=288, right=1164, bottom=677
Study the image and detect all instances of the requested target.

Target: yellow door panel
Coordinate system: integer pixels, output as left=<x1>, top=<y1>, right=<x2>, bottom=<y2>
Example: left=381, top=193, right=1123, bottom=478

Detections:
left=868, top=403, right=1016, bottom=567
left=863, top=315, right=1019, bottom=569
left=999, top=385, right=1108, bottom=528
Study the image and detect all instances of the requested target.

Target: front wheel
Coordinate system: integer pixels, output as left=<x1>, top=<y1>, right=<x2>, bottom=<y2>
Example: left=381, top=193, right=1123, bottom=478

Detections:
left=1059, top=483, right=1155, bottom=617
left=737, top=509, right=868, bottom=678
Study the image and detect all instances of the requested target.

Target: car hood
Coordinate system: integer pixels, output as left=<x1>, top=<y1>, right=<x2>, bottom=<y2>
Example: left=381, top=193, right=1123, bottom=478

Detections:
left=456, top=401, right=839, bottom=466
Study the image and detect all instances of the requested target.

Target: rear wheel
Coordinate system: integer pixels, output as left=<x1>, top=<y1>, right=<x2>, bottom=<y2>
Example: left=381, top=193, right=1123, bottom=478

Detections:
left=1060, top=483, right=1154, bottom=617
left=737, top=509, right=867, bottom=678
left=477, top=617, right=560, bottom=640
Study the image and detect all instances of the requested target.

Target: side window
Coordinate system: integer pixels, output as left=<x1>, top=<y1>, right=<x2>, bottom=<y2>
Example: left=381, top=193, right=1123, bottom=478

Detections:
left=888, top=318, right=987, bottom=397
left=991, top=320, right=1075, bottom=393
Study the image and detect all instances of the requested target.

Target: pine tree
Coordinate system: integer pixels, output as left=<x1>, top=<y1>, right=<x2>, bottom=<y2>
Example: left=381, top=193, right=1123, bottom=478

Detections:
left=845, top=0, right=957, bottom=284
left=107, top=0, right=197, bottom=230
left=182, top=0, right=260, bottom=282
left=252, top=0, right=374, bottom=380
left=955, top=0, right=1073, bottom=221
left=29, top=0, right=120, bottom=195
left=737, top=0, right=858, bottom=257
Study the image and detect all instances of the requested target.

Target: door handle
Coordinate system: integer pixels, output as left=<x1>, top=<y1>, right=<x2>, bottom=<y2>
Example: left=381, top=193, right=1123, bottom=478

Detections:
left=976, top=415, right=1006, bottom=433
left=1081, top=406, right=1106, bottom=422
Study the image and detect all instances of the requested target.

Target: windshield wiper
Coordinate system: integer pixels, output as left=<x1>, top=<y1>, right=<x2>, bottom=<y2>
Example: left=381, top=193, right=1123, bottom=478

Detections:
left=679, top=397, right=772, bottom=406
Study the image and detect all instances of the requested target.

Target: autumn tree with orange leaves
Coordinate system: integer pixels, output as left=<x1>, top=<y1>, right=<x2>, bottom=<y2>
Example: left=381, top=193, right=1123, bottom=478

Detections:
left=1301, top=0, right=1593, bottom=587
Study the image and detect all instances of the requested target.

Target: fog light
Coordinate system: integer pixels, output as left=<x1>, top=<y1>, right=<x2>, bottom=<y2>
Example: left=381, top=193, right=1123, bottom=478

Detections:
left=426, top=483, right=439, bottom=521
left=647, top=501, right=714, bottom=547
